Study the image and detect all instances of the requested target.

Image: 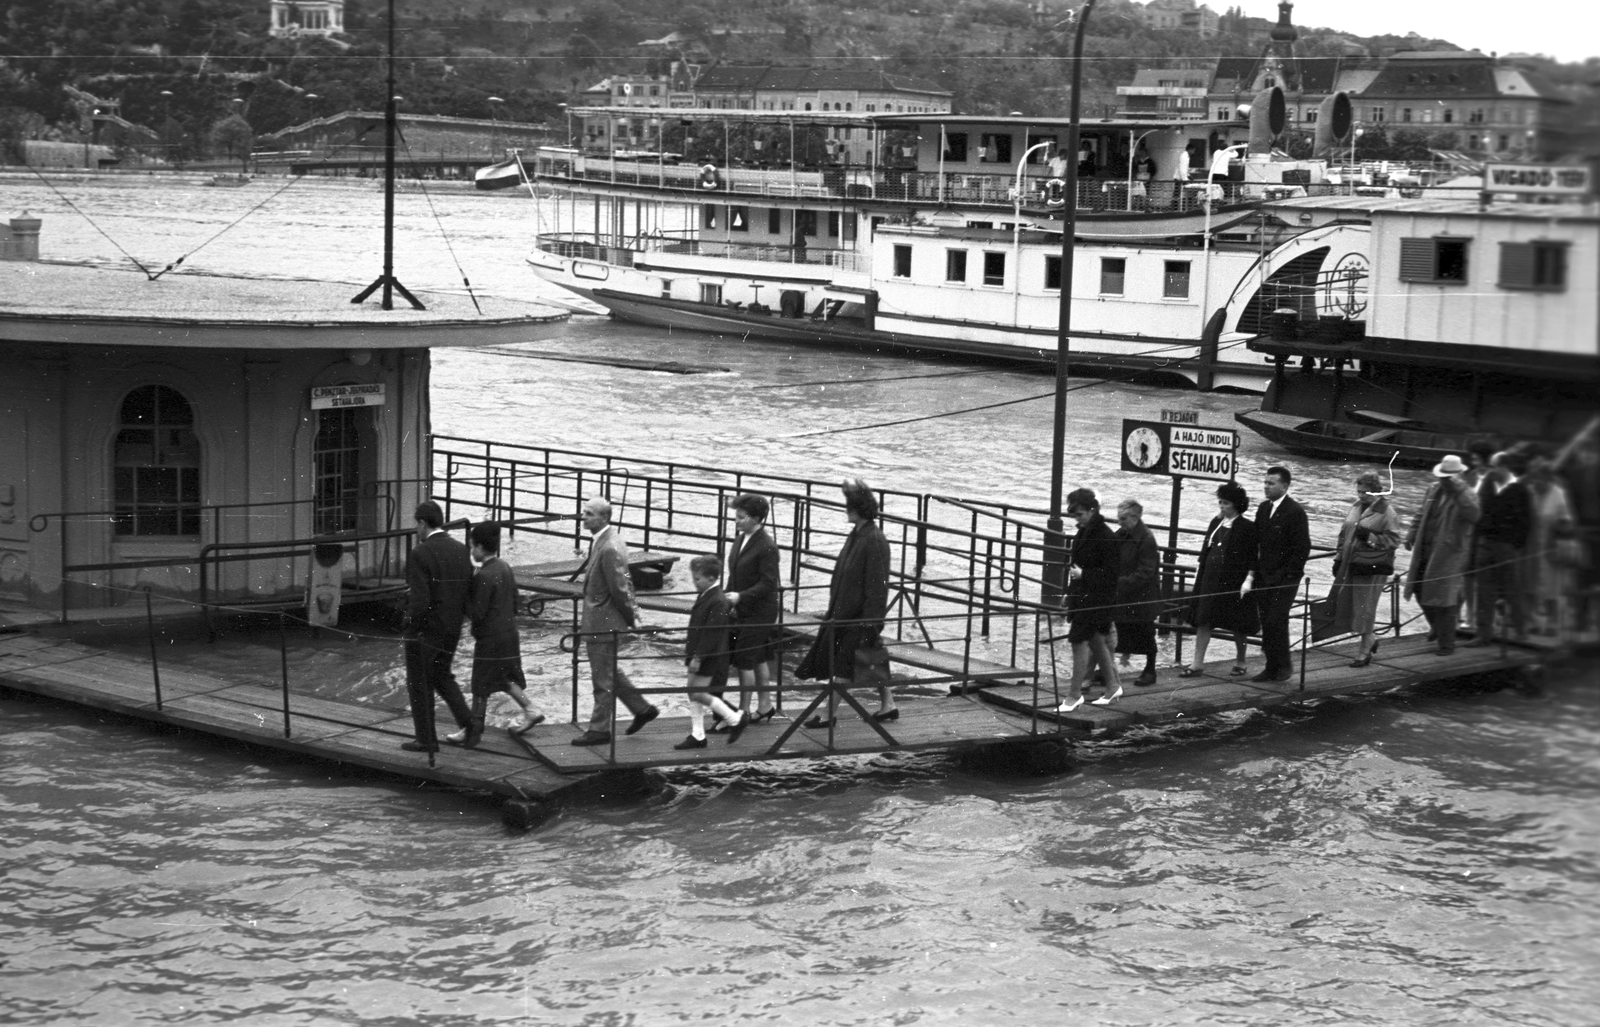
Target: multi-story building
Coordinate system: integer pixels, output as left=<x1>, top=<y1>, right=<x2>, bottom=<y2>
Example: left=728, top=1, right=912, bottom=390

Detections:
left=1116, top=68, right=1214, bottom=119
left=269, top=0, right=344, bottom=39
left=1354, top=51, right=1574, bottom=157
left=1140, top=0, right=1220, bottom=37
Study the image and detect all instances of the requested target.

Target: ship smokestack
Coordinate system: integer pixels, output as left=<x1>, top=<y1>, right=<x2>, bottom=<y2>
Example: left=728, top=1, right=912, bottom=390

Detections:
left=1313, top=91, right=1353, bottom=158
left=1249, top=86, right=1286, bottom=154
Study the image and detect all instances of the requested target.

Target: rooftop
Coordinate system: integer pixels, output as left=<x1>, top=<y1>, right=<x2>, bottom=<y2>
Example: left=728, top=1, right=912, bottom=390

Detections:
left=0, top=261, right=569, bottom=349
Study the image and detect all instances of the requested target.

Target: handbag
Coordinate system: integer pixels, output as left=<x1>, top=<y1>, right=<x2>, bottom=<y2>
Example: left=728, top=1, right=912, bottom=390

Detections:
left=853, top=638, right=892, bottom=688
left=1347, top=544, right=1394, bottom=577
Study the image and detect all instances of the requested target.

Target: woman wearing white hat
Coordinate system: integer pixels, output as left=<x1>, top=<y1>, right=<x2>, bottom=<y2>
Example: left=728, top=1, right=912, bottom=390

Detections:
left=1404, top=455, right=1482, bottom=655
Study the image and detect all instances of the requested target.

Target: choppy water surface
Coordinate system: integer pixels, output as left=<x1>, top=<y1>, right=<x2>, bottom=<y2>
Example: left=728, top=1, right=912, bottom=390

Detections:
left=2, top=176, right=1597, bottom=1025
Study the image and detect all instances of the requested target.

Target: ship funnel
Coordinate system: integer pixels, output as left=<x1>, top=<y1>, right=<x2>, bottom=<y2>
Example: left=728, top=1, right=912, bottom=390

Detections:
left=1313, top=91, right=1354, bottom=158
left=1248, top=86, right=1286, bottom=153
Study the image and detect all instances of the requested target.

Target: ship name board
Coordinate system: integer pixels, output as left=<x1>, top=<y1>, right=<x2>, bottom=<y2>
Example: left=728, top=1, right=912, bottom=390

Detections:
left=311, top=384, right=386, bottom=409
left=1483, top=163, right=1592, bottom=196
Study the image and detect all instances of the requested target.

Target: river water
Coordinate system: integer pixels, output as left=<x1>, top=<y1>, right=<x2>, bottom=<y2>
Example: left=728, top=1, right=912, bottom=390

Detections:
left=2, top=175, right=1596, bottom=1025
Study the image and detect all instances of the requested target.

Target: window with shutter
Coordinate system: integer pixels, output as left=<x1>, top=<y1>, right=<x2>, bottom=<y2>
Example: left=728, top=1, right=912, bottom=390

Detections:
left=1498, top=242, right=1535, bottom=289
left=1398, top=238, right=1437, bottom=282
left=1499, top=241, right=1568, bottom=292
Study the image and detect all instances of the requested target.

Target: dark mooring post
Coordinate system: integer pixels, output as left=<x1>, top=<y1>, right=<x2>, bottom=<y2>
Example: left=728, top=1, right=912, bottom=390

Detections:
left=1043, top=0, right=1096, bottom=605
left=352, top=0, right=424, bottom=311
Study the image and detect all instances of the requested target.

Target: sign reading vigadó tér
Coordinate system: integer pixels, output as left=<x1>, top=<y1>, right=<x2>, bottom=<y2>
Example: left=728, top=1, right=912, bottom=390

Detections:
left=310, top=384, right=387, bottom=410
left=1121, top=418, right=1238, bottom=481
left=1483, top=163, right=1593, bottom=198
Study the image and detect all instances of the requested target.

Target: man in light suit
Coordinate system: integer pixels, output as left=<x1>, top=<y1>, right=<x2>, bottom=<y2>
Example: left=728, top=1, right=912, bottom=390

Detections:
left=1251, top=465, right=1311, bottom=682
left=572, top=496, right=658, bottom=746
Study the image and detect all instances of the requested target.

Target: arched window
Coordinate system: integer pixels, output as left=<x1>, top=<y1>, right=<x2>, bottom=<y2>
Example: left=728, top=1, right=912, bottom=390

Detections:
left=114, top=385, right=200, bottom=536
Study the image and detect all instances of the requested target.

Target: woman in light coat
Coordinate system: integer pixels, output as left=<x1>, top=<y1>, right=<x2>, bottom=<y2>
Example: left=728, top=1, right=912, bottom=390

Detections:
left=1333, top=471, right=1404, bottom=667
left=1405, top=455, right=1482, bottom=655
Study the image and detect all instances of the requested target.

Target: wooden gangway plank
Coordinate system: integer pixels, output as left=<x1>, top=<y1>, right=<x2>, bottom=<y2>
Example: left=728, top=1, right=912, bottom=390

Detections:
left=976, top=631, right=1541, bottom=731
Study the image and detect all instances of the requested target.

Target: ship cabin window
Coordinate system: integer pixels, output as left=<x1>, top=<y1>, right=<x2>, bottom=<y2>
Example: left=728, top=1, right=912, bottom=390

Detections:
left=1399, top=237, right=1469, bottom=285
left=1027, top=135, right=1057, bottom=162
left=702, top=205, right=717, bottom=229
left=979, top=134, right=1012, bottom=164
left=946, top=249, right=967, bottom=282
left=1100, top=257, right=1126, bottom=295
left=942, top=133, right=969, bottom=162
left=113, top=384, right=200, bottom=537
left=982, top=251, right=1006, bottom=287
left=700, top=283, right=723, bottom=305
left=893, top=245, right=912, bottom=279
left=1045, top=255, right=1063, bottom=291
left=827, top=212, right=840, bottom=238
left=797, top=210, right=818, bottom=237
left=843, top=214, right=856, bottom=242
left=313, top=407, right=373, bottom=535
left=730, top=206, right=748, bottom=232
left=1498, top=241, right=1567, bottom=292
left=767, top=208, right=782, bottom=234
left=1163, top=260, right=1191, bottom=299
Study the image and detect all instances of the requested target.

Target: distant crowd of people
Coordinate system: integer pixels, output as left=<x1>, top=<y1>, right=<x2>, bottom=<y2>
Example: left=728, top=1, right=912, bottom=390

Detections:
left=393, top=442, right=1591, bottom=753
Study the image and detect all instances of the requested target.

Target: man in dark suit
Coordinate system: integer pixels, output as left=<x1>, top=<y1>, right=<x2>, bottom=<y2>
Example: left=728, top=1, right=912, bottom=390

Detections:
left=1468, top=451, right=1532, bottom=645
left=571, top=496, right=658, bottom=746
left=1251, top=465, right=1311, bottom=682
left=401, top=501, right=474, bottom=753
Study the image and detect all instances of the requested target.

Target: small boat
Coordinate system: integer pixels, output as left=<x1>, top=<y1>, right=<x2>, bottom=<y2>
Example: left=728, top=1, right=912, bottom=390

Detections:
left=474, top=158, right=527, bottom=191
left=1235, top=409, right=1497, bottom=467
left=206, top=174, right=250, bottom=187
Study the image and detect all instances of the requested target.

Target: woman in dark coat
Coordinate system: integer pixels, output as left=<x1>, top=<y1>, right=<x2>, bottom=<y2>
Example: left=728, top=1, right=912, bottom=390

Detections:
left=1059, top=488, right=1122, bottom=710
left=1112, top=498, right=1163, bottom=686
left=795, top=478, right=892, bottom=727
left=1181, top=482, right=1260, bottom=677
left=725, top=492, right=781, bottom=724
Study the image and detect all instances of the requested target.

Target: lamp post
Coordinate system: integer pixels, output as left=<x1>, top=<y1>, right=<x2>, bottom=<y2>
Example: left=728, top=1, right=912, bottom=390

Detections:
left=1348, top=125, right=1363, bottom=194
left=1045, top=0, right=1097, bottom=606
left=558, top=102, right=573, bottom=150
left=487, top=95, right=503, bottom=157
left=1013, top=140, right=1053, bottom=327
left=159, top=90, right=174, bottom=165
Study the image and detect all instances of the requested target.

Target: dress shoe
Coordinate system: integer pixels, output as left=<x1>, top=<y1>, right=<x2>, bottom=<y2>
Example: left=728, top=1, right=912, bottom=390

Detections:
left=726, top=711, right=750, bottom=744
left=673, top=735, right=708, bottom=750
left=443, top=728, right=468, bottom=745
left=1434, top=646, right=1455, bottom=657
left=570, top=731, right=611, bottom=747
left=749, top=707, right=777, bottom=724
left=872, top=707, right=900, bottom=722
left=804, top=715, right=836, bottom=729
left=625, top=705, right=660, bottom=735
left=400, top=740, right=438, bottom=753
left=1270, top=671, right=1293, bottom=682
left=1349, top=655, right=1372, bottom=668
left=1056, top=695, right=1085, bottom=713
left=1090, top=687, right=1123, bottom=706
left=1134, top=670, right=1157, bottom=686
left=1250, top=670, right=1275, bottom=683
left=512, top=713, right=546, bottom=736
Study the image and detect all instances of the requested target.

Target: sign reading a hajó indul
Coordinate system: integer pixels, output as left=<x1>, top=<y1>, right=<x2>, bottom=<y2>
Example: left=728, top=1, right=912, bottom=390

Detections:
left=1121, top=418, right=1239, bottom=481
left=310, top=383, right=386, bottom=410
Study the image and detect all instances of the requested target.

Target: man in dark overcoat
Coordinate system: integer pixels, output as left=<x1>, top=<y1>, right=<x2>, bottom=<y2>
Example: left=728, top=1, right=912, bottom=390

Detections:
left=1251, top=465, right=1311, bottom=682
left=402, top=501, right=474, bottom=753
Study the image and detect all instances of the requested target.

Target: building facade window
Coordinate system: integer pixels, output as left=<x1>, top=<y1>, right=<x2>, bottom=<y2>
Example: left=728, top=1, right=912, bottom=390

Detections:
left=982, top=251, right=1005, bottom=287
left=1100, top=257, right=1126, bottom=295
left=699, top=283, right=723, bottom=304
left=893, top=244, right=912, bottom=278
left=797, top=210, right=817, bottom=237
left=979, top=134, right=1013, bottom=163
left=313, top=407, right=369, bottom=535
left=702, top=205, right=717, bottom=229
left=1399, top=237, right=1469, bottom=284
left=1498, top=241, right=1567, bottom=292
left=1044, top=254, right=1063, bottom=291
left=729, top=206, right=748, bottom=232
left=113, top=385, right=201, bottom=537
left=1163, top=260, right=1190, bottom=298
left=767, top=208, right=781, bottom=234
left=946, top=249, right=967, bottom=282
left=1401, top=108, right=1412, bottom=122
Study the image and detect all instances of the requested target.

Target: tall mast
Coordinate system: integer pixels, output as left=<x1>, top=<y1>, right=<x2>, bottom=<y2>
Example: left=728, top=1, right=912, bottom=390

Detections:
left=353, top=0, right=424, bottom=310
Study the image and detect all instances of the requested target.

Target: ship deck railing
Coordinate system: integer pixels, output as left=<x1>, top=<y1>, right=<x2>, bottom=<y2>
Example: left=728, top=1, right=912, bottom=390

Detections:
left=533, top=232, right=867, bottom=274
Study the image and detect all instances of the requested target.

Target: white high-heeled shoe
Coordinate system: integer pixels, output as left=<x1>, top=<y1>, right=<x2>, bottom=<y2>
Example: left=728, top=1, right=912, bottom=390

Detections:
left=1057, top=695, right=1085, bottom=713
left=1091, top=687, right=1124, bottom=706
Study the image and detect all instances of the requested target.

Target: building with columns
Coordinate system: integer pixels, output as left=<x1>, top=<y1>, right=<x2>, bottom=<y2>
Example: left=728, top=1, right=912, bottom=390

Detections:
left=270, top=0, right=345, bottom=39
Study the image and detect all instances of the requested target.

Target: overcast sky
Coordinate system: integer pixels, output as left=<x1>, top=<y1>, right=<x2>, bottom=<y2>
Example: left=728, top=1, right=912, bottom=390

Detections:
left=1241, top=0, right=1595, bottom=64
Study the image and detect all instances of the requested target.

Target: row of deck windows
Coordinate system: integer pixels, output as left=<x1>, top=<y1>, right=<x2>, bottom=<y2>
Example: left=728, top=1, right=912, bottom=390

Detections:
left=704, top=205, right=844, bottom=238
left=896, top=245, right=1193, bottom=298
left=1398, top=237, right=1568, bottom=291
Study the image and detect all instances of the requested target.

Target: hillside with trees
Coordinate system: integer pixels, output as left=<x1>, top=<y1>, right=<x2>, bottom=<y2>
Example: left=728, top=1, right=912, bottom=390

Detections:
left=2, top=0, right=1595, bottom=163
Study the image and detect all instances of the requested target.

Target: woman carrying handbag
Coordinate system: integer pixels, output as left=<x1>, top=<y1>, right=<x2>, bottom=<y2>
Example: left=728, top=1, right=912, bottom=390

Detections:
left=1332, top=471, right=1404, bottom=667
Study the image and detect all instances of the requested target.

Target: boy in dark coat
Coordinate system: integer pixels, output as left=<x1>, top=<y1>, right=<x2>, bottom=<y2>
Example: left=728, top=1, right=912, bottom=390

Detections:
left=445, top=523, right=543, bottom=747
left=676, top=555, right=749, bottom=749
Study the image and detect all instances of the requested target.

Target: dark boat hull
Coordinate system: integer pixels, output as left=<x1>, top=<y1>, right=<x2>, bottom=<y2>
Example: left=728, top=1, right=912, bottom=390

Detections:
left=1235, top=410, right=1497, bottom=467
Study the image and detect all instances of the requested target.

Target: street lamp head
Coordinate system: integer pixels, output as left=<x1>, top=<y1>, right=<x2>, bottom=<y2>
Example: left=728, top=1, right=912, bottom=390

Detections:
left=305, top=93, right=318, bottom=101
left=487, top=96, right=504, bottom=103
left=159, top=90, right=172, bottom=98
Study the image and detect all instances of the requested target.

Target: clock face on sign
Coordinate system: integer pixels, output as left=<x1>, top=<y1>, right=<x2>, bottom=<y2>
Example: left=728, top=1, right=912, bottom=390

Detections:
left=1125, top=427, right=1163, bottom=470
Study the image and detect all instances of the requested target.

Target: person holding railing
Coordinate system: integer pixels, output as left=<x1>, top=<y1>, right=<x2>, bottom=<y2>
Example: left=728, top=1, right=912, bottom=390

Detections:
left=1057, top=488, right=1122, bottom=711
left=400, top=501, right=475, bottom=754
left=723, top=493, right=781, bottom=726
left=1405, top=455, right=1480, bottom=656
left=1330, top=472, right=1404, bottom=668
left=1180, top=483, right=1259, bottom=680
left=571, top=496, right=659, bottom=746
left=795, top=479, right=893, bottom=726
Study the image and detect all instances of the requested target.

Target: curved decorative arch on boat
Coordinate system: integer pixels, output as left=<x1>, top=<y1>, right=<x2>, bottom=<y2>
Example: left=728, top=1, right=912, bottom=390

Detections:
left=1222, top=222, right=1371, bottom=336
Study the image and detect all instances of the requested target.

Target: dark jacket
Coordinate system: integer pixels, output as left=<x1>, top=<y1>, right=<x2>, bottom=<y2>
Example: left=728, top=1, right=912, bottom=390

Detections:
left=1068, top=517, right=1119, bottom=623
left=1475, top=477, right=1532, bottom=550
left=1193, top=514, right=1261, bottom=634
left=685, top=584, right=732, bottom=684
left=727, top=526, right=781, bottom=624
left=468, top=557, right=519, bottom=644
left=1254, top=495, right=1311, bottom=588
left=1112, top=521, right=1161, bottom=623
left=824, top=520, right=890, bottom=635
left=405, top=529, right=473, bottom=643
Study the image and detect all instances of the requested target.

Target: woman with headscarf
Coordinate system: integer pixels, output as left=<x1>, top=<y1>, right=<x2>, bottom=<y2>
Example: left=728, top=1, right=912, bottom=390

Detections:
left=1332, top=470, right=1404, bottom=667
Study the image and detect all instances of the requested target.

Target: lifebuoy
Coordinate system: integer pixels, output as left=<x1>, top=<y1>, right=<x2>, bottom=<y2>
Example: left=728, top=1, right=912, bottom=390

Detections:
left=699, top=163, right=720, bottom=190
left=1044, top=178, right=1066, bottom=208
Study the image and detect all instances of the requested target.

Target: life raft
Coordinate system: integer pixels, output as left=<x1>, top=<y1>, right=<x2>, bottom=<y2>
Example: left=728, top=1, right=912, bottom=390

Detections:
left=699, top=163, right=720, bottom=190
left=1044, top=178, right=1067, bottom=208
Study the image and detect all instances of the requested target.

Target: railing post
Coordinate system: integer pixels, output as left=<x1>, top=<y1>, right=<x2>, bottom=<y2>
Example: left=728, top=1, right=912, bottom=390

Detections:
left=1298, top=577, right=1310, bottom=691
left=279, top=613, right=292, bottom=738
left=145, top=587, right=163, bottom=711
left=608, top=629, right=619, bottom=764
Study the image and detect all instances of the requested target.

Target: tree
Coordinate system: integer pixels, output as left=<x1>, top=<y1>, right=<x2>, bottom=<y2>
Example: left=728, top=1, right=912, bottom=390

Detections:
left=210, top=113, right=253, bottom=171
